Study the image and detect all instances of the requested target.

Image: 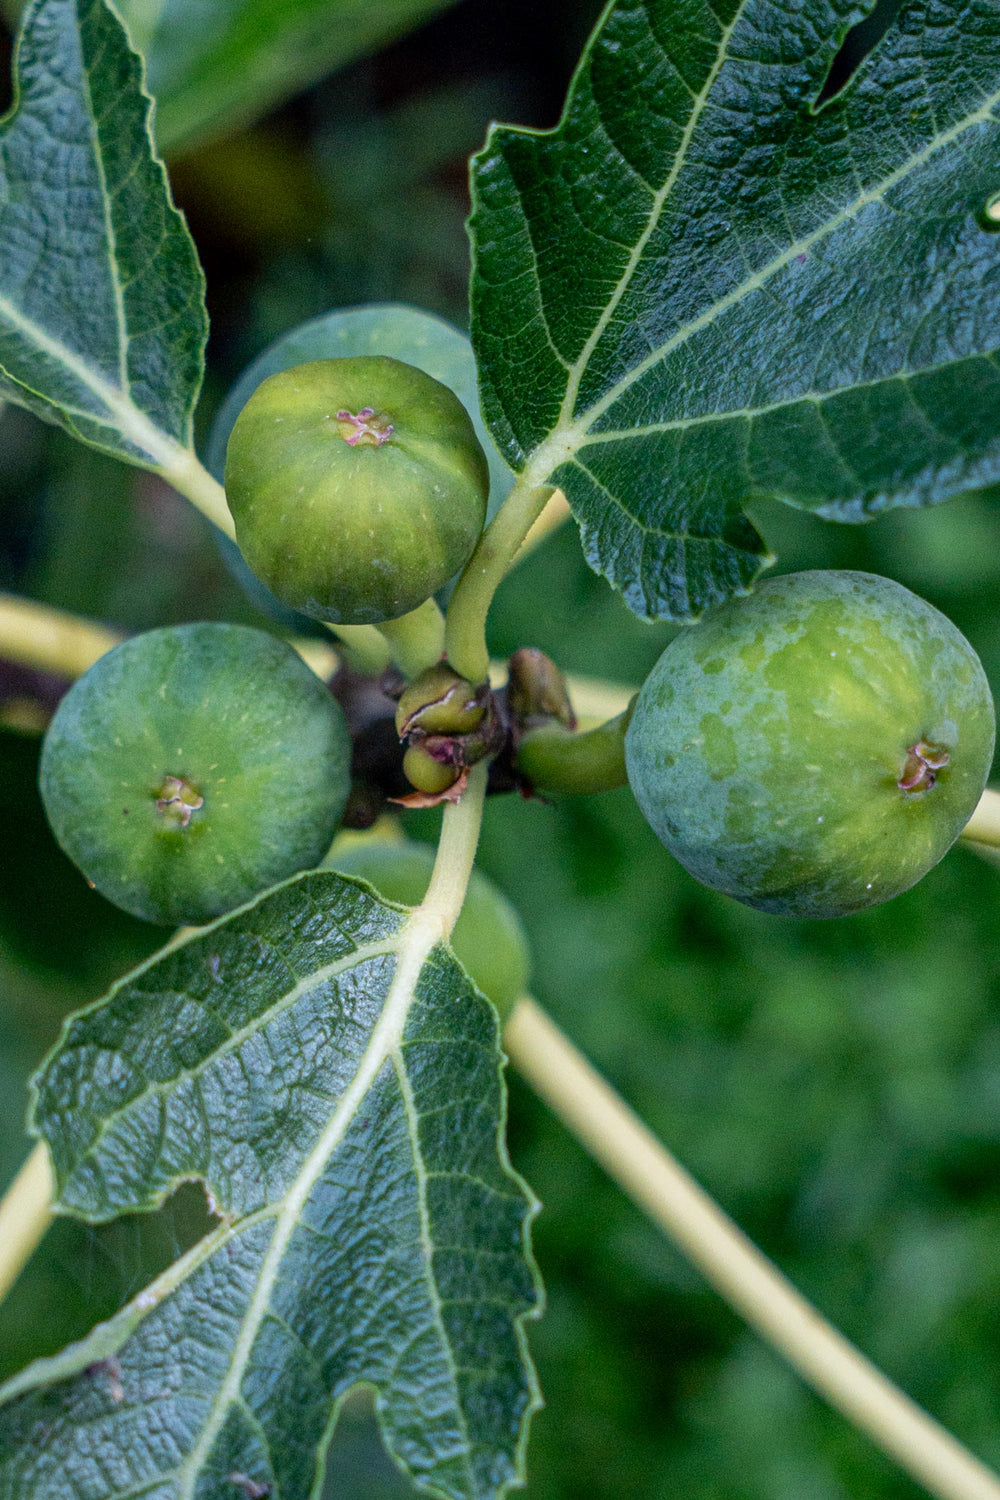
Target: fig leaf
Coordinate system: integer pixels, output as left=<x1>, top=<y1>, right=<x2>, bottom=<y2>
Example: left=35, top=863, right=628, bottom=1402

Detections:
left=0, top=0, right=206, bottom=471
left=470, top=0, right=1000, bottom=621
left=0, top=871, right=541, bottom=1500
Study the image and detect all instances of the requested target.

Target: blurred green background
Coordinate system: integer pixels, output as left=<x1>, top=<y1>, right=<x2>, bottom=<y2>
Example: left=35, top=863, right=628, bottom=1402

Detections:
left=2, top=0, right=1000, bottom=1495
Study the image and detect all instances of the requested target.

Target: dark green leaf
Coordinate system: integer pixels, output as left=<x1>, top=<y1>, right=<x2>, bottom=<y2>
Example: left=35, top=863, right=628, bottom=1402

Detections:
left=0, top=871, right=540, bottom=1500
left=0, top=0, right=206, bottom=471
left=470, top=0, right=1000, bottom=619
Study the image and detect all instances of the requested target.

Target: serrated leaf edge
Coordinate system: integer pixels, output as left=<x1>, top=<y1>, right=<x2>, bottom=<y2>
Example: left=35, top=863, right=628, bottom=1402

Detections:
left=0, top=0, right=207, bottom=473
left=12, top=871, right=543, bottom=1500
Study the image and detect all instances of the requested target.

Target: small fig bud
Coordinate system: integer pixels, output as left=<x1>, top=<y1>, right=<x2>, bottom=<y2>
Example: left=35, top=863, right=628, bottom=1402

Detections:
left=224, top=356, right=489, bottom=625
left=395, top=665, right=487, bottom=738
left=507, top=648, right=576, bottom=730
left=402, top=744, right=461, bottom=796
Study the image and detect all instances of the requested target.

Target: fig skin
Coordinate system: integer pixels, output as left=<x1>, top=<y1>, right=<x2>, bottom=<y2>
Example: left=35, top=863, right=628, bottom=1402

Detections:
left=326, top=840, right=529, bottom=1019
left=224, top=356, right=489, bottom=625
left=625, top=571, right=996, bottom=918
left=40, top=624, right=352, bottom=926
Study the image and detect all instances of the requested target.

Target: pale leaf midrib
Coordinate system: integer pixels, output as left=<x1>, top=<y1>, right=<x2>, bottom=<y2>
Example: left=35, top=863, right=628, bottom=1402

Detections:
left=392, top=1045, right=475, bottom=1492
left=78, top=7, right=131, bottom=400
left=0, top=290, right=186, bottom=461
left=522, top=74, right=1000, bottom=493
left=172, top=911, right=442, bottom=1500
left=555, top=0, right=753, bottom=431
left=0, top=289, right=188, bottom=468
left=578, top=347, right=1000, bottom=442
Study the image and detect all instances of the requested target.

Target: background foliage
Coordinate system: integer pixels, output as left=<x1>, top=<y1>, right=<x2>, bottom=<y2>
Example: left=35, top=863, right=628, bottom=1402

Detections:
left=1, top=0, right=999, bottom=1494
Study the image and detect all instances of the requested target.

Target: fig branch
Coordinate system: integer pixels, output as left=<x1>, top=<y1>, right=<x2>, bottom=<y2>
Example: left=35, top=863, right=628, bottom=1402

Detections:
left=2, top=591, right=999, bottom=834
left=504, top=999, right=1000, bottom=1500
left=0, top=1144, right=54, bottom=1307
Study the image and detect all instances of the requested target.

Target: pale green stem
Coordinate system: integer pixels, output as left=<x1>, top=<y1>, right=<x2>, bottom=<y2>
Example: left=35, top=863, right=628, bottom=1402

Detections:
left=156, top=449, right=235, bottom=538
left=960, top=788, right=1000, bottom=849
left=376, top=597, right=446, bottom=679
left=0, top=593, right=121, bottom=679
left=420, top=760, right=489, bottom=939
left=445, top=481, right=553, bottom=683
left=505, top=997, right=1000, bottom=1500
left=516, top=702, right=636, bottom=796
left=0, top=1143, right=55, bottom=1306
left=327, top=624, right=392, bottom=676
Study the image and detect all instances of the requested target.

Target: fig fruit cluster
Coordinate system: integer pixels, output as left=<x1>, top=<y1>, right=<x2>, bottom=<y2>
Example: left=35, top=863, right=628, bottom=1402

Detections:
left=224, top=356, right=489, bottom=625
left=40, top=624, right=352, bottom=925
left=626, top=571, right=995, bottom=918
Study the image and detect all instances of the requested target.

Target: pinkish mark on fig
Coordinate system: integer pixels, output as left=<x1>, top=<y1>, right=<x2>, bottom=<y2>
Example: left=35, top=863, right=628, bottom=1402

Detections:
left=898, top=739, right=950, bottom=794
left=155, top=774, right=204, bottom=829
left=335, top=406, right=394, bottom=447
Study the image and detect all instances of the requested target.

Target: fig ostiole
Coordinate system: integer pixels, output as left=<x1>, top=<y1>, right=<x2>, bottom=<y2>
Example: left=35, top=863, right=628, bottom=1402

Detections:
left=625, top=571, right=996, bottom=919
left=325, top=838, right=529, bottom=1018
left=224, top=355, right=489, bottom=626
left=40, top=623, right=353, bottom=926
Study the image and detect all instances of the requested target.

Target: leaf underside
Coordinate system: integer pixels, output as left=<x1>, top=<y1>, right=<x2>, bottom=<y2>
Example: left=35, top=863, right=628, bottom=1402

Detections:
left=0, top=872, right=539, bottom=1500
left=469, top=0, right=1000, bottom=620
left=0, top=0, right=206, bottom=466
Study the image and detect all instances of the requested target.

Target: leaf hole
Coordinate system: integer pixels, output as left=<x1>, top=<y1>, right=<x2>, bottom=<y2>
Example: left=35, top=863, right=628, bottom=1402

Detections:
left=814, top=0, right=904, bottom=110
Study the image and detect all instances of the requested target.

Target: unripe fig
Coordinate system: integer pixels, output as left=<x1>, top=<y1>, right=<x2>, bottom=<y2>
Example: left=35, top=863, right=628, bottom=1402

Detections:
left=402, top=744, right=460, bottom=796
left=40, top=624, right=352, bottom=926
left=326, top=839, right=529, bottom=1018
left=395, top=665, right=486, bottom=738
left=625, top=571, right=995, bottom=918
left=224, top=356, right=489, bottom=625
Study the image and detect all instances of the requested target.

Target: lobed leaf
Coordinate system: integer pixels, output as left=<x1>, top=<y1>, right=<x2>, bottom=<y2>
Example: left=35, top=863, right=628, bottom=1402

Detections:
left=469, top=0, right=1000, bottom=620
left=0, top=0, right=206, bottom=471
left=0, top=871, right=540, bottom=1500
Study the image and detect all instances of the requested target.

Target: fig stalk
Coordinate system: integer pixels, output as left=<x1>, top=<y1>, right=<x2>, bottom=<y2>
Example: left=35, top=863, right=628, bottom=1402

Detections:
left=376, top=597, right=446, bottom=679
left=515, top=703, right=636, bottom=797
left=445, top=481, right=554, bottom=683
left=505, top=998, right=1000, bottom=1500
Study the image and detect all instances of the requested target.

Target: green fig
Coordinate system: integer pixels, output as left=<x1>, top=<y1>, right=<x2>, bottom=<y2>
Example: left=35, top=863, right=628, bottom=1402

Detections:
left=625, top=571, right=995, bottom=918
left=40, top=624, right=352, bottom=925
left=401, top=744, right=461, bottom=796
left=224, top=356, right=489, bottom=625
left=326, top=839, right=529, bottom=1018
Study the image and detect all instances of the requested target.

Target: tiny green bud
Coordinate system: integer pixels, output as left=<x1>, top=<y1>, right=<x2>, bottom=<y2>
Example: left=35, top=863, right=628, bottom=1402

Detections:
left=507, top=648, right=576, bottom=729
left=395, top=664, right=487, bottom=738
left=402, top=744, right=461, bottom=796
